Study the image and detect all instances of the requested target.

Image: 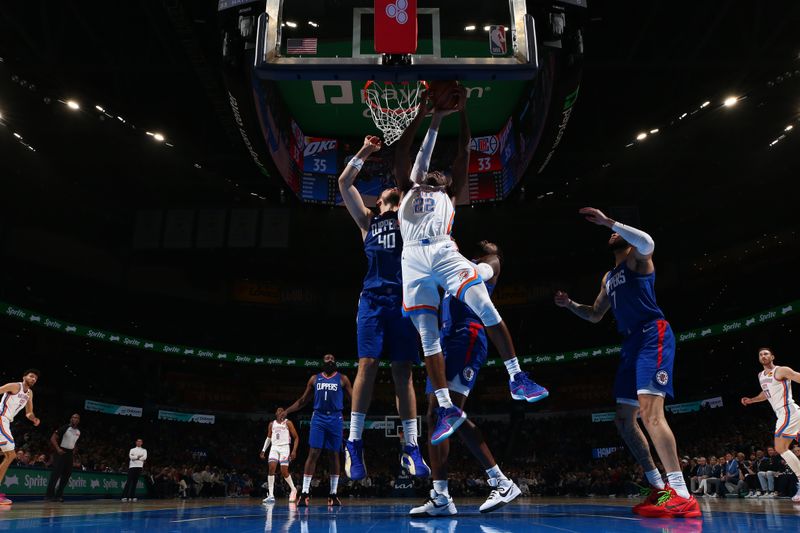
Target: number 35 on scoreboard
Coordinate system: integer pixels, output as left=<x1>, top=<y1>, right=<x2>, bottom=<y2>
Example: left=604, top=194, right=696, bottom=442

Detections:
left=468, top=135, right=501, bottom=173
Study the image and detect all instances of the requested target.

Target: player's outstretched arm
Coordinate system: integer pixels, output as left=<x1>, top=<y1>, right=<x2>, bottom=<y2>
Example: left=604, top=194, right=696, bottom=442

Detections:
left=0, top=382, right=19, bottom=395
left=450, top=88, right=470, bottom=204
left=287, top=420, right=300, bottom=461
left=554, top=279, right=611, bottom=324
left=393, top=93, right=434, bottom=192
left=338, top=136, right=382, bottom=235
left=24, top=389, right=40, bottom=426
left=283, top=375, right=316, bottom=417
left=579, top=207, right=655, bottom=265
left=775, top=366, right=800, bottom=384
left=740, top=391, right=767, bottom=406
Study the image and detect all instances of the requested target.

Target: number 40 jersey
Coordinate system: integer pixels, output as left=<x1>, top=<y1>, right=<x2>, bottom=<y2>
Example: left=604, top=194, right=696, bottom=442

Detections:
left=362, top=211, right=403, bottom=292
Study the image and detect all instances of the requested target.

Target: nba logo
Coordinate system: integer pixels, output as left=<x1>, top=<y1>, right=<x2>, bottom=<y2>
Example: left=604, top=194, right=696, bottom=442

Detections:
left=489, top=25, right=506, bottom=56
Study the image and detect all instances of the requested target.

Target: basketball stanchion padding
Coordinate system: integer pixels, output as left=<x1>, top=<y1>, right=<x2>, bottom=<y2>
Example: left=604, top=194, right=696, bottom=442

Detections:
left=374, top=0, right=418, bottom=55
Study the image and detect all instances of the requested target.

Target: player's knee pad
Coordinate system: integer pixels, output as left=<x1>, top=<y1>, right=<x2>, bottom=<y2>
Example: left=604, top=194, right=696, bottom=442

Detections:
left=409, top=313, right=442, bottom=356
left=463, top=284, right=502, bottom=327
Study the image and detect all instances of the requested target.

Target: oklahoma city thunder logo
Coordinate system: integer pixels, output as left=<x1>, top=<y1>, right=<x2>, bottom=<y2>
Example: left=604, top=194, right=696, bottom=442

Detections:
left=457, top=270, right=471, bottom=282
left=656, top=370, right=669, bottom=386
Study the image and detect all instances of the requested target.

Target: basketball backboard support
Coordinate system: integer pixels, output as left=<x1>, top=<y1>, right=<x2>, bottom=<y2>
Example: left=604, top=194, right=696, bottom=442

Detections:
left=253, top=0, right=539, bottom=80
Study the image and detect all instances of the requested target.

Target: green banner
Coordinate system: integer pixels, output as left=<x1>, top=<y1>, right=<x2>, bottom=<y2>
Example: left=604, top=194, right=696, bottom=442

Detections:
left=1, top=299, right=797, bottom=368
left=84, top=400, right=143, bottom=417
left=157, top=410, right=215, bottom=424
left=1, top=466, right=146, bottom=496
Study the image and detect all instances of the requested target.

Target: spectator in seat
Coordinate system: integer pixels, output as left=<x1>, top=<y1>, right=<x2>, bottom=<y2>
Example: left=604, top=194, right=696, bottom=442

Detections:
left=690, top=457, right=711, bottom=494
left=758, top=446, right=783, bottom=498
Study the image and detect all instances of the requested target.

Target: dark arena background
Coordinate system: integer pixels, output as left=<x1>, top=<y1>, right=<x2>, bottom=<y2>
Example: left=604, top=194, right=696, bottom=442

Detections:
left=1, top=1, right=799, bottom=531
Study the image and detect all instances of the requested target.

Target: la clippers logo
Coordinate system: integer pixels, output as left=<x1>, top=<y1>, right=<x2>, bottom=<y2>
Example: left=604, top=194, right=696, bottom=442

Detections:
left=462, top=367, right=475, bottom=382
left=656, top=370, right=669, bottom=386
left=385, top=0, right=409, bottom=24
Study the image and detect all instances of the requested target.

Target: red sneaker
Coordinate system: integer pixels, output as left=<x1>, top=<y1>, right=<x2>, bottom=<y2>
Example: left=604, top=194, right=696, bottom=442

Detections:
left=638, top=488, right=702, bottom=518
left=633, top=485, right=667, bottom=515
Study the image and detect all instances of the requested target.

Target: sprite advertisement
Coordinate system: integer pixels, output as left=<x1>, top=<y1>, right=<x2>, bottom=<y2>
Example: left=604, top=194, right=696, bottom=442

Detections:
left=1, top=467, right=146, bottom=497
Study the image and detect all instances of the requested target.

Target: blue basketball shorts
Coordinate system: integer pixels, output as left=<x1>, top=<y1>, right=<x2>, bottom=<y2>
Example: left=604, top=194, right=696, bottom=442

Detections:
left=356, top=291, right=420, bottom=363
left=614, top=319, right=675, bottom=405
left=309, top=412, right=343, bottom=451
left=425, top=321, right=488, bottom=397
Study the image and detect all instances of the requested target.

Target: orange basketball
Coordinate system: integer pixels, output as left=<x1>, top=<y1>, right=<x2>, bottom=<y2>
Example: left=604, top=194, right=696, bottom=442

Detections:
left=428, top=80, right=460, bottom=111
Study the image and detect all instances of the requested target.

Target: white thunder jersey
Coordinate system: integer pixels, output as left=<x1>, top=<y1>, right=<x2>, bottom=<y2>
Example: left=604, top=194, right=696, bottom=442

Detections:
left=759, top=367, right=800, bottom=437
left=399, top=186, right=455, bottom=244
left=1, top=383, right=30, bottom=421
left=271, top=420, right=291, bottom=447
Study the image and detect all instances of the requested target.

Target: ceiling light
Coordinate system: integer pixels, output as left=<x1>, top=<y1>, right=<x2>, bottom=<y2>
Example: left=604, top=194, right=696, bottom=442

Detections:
left=679, top=112, right=688, bottom=119
left=636, top=132, right=647, bottom=141
left=723, top=96, right=738, bottom=107
left=153, top=133, right=165, bottom=142
left=700, top=101, right=710, bottom=108
left=649, top=128, right=659, bottom=134
left=145, top=131, right=154, bottom=136
left=13, top=132, right=21, bottom=139
left=785, top=125, right=794, bottom=131
left=483, top=26, right=491, bottom=31
left=308, top=21, right=319, bottom=27
left=285, top=21, right=297, bottom=28
left=66, top=100, right=80, bottom=110
left=95, top=105, right=105, bottom=112
left=465, top=25, right=476, bottom=31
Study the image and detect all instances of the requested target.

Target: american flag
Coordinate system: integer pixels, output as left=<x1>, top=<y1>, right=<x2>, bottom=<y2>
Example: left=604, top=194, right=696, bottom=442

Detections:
left=287, top=38, right=318, bottom=55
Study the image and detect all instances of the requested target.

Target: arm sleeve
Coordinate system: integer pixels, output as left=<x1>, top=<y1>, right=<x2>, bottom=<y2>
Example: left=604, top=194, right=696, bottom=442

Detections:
left=409, top=124, right=439, bottom=184
left=611, top=222, right=655, bottom=255
left=262, top=437, right=271, bottom=453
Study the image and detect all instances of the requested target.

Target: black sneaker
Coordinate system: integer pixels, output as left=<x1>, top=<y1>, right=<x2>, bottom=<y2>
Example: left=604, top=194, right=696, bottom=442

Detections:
left=327, top=494, right=341, bottom=506
left=297, top=492, right=310, bottom=507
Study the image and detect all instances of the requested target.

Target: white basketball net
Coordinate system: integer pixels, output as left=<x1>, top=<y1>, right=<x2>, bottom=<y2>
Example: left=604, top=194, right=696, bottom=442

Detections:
left=363, top=81, right=428, bottom=145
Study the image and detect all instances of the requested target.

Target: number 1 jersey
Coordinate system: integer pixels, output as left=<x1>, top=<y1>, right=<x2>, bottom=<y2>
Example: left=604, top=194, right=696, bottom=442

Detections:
left=363, top=211, right=403, bottom=292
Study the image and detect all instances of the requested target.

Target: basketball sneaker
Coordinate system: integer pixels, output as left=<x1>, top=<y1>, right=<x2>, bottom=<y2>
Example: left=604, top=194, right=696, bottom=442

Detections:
left=262, top=495, right=276, bottom=503
left=632, top=484, right=667, bottom=515
left=479, top=478, right=521, bottom=513
left=401, top=444, right=431, bottom=478
left=509, top=372, right=549, bottom=403
left=431, top=406, right=467, bottom=445
left=344, top=439, right=367, bottom=480
left=327, top=494, right=341, bottom=506
left=637, top=488, right=702, bottom=518
left=409, top=489, right=457, bottom=516
left=792, top=482, right=800, bottom=503
left=288, top=488, right=297, bottom=502
left=297, top=492, right=310, bottom=507
left=0, top=494, right=11, bottom=505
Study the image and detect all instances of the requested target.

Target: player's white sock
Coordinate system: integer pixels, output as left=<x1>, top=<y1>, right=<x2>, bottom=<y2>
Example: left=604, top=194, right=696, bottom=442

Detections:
left=433, top=479, right=449, bottom=497
left=284, top=475, right=296, bottom=492
left=645, top=468, right=665, bottom=490
left=485, top=464, right=508, bottom=481
left=666, top=471, right=689, bottom=498
left=302, top=475, right=312, bottom=493
left=402, top=419, right=418, bottom=447
left=434, top=388, right=454, bottom=409
left=504, top=357, right=522, bottom=379
left=268, top=475, right=275, bottom=496
left=330, top=475, right=339, bottom=494
left=781, top=450, right=800, bottom=476
left=349, top=412, right=366, bottom=442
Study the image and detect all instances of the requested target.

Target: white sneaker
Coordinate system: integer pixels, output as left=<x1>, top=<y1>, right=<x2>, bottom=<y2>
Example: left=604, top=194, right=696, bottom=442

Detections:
left=289, top=489, right=297, bottom=502
left=479, top=479, right=521, bottom=513
left=409, top=490, right=457, bottom=516
left=409, top=519, right=458, bottom=533
left=792, top=484, right=800, bottom=503
left=132, top=498, right=137, bottom=502
left=770, top=491, right=780, bottom=499
left=744, top=490, right=756, bottom=499
left=263, top=495, right=276, bottom=503
left=121, top=498, right=128, bottom=502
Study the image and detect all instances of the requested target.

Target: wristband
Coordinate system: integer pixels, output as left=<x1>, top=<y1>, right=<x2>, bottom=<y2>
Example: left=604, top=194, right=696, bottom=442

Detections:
left=347, top=157, right=364, bottom=171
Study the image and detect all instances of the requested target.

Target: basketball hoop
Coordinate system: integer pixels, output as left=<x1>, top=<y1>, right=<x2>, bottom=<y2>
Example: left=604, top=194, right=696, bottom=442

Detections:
left=363, top=80, right=428, bottom=146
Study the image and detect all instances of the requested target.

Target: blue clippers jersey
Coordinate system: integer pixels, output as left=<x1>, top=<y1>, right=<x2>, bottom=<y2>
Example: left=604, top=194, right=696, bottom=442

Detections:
left=362, top=211, right=403, bottom=292
left=605, top=262, right=665, bottom=335
left=313, top=372, right=343, bottom=412
left=442, top=280, right=495, bottom=333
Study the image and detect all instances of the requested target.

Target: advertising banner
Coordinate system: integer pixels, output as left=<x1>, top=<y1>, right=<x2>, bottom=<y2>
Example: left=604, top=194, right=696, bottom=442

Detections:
left=1, top=467, right=146, bottom=496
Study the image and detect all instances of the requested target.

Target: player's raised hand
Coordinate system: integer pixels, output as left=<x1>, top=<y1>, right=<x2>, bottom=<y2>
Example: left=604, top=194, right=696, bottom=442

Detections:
left=362, top=135, right=382, bottom=154
left=454, top=86, right=467, bottom=112
left=579, top=207, right=614, bottom=227
left=554, top=290, right=571, bottom=308
left=740, top=397, right=751, bottom=406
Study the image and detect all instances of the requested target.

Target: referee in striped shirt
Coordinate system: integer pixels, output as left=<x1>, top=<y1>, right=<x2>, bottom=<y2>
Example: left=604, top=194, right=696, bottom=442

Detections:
left=46, top=413, right=81, bottom=502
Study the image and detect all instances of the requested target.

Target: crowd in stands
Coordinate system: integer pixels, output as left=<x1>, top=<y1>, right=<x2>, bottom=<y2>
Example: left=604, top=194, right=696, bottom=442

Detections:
left=7, top=403, right=798, bottom=500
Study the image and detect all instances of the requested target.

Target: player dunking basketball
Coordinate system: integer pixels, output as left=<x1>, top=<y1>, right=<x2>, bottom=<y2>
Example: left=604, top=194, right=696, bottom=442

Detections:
left=411, top=240, right=521, bottom=516
left=337, top=143, right=429, bottom=481
left=282, top=354, right=352, bottom=507
left=0, top=369, right=41, bottom=506
left=392, top=85, right=548, bottom=445
left=741, top=347, right=800, bottom=502
left=554, top=208, right=700, bottom=518
left=260, top=408, right=299, bottom=503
